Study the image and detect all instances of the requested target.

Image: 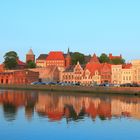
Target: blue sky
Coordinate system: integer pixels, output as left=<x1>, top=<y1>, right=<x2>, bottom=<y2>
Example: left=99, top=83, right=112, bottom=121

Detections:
left=0, top=0, right=140, bottom=63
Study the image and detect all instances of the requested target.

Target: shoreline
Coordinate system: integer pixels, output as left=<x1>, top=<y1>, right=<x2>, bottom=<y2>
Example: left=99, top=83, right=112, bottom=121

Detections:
left=0, top=84, right=140, bottom=95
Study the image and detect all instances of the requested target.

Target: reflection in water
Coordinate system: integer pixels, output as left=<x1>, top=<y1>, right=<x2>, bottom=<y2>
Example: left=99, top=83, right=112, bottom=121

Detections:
left=0, top=90, right=140, bottom=122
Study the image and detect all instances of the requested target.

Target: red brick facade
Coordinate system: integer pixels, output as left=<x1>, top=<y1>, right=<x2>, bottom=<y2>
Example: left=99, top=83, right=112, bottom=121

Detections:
left=100, top=63, right=112, bottom=83
left=0, top=70, right=39, bottom=84
left=36, top=50, right=71, bottom=68
left=109, top=53, right=122, bottom=60
left=26, top=49, right=35, bottom=63
left=61, top=54, right=112, bottom=85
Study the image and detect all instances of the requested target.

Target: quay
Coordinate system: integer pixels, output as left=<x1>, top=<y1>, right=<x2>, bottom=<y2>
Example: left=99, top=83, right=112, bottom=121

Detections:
left=0, top=84, right=140, bottom=95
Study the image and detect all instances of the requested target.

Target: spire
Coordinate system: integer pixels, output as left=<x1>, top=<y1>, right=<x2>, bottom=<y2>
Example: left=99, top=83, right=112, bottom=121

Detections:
left=67, top=47, right=70, bottom=54
left=66, top=47, right=71, bottom=58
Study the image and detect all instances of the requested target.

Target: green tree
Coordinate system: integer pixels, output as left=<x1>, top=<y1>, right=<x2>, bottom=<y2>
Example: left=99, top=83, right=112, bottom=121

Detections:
left=3, top=51, right=18, bottom=70
left=99, top=53, right=110, bottom=63
left=27, top=60, right=36, bottom=68
left=71, top=52, right=85, bottom=65
left=110, top=58, right=125, bottom=65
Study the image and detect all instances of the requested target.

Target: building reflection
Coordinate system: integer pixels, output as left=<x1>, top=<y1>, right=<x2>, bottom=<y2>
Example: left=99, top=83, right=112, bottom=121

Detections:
left=0, top=90, right=38, bottom=121
left=0, top=90, right=140, bottom=122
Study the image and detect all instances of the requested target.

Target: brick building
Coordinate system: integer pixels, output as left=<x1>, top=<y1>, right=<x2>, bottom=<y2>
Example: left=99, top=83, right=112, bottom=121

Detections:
left=36, top=49, right=71, bottom=69
left=36, top=54, right=48, bottom=68
left=61, top=54, right=112, bottom=85
left=0, top=70, right=39, bottom=84
left=0, top=64, right=4, bottom=72
left=61, top=61, right=84, bottom=83
left=26, top=49, right=35, bottom=63
left=30, top=66, right=60, bottom=82
left=109, top=53, right=122, bottom=60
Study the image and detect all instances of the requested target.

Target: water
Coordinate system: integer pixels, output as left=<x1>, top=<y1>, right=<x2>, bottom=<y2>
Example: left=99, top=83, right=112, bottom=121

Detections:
left=0, top=90, right=140, bottom=140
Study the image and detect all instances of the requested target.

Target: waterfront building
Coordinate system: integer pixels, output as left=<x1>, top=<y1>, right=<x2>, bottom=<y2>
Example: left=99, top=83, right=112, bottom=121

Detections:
left=111, top=65, right=122, bottom=84
left=121, top=64, right=132, bottom=84
left=0, top=64, right=4, bottom=72
left=100, top=63, right=112, bottom=83
left=61, top=61, right=84, bottom=83
left=112, top=64, right=132, bottom=84
left=61, top=54, right=112, bottom=85
left=0, top=70, right=39, bottom=84
left=30, top=66, right=60, bottom=82
left=131, top=60, right=140, bottom=84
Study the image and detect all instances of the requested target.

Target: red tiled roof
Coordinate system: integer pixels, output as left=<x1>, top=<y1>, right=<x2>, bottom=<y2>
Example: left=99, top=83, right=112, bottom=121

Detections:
left=89, top=53, right=100, bottom=63
left=109, top=53, right=122, bottom=60
left=84, top=62, right=112, bottom=76
left=101, top=63, right=112, bottom=69
left=17, top=59, right=26, bottom=66
left=46, top=51, right=65, bottom=60
left=122, top=63, right=132, bottom=69
left=84, top=63, right=101, bottom=76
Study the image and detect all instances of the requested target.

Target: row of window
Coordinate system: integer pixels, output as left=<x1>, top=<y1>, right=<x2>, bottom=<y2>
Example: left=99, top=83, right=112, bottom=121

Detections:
left=123, top=76, right=131, bottom=81
left=63, top=75, right=82, bottom=80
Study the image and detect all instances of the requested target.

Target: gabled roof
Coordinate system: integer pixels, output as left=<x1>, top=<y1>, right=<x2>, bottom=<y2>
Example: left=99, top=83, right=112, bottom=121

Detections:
left=37, top=54, right=48, bottom=60
left=83, top=62, right=112, bottom=76
left=84, top=63, right=101, bottom=76
left=17, top=59, right=26, bottom=66
left=89, top=53, right=100, bottom=64
left=64, top=65, right=75, bottom=72
left=46, top=51, right=65, bottom=60
left=101, top=63, right=112, bottom=69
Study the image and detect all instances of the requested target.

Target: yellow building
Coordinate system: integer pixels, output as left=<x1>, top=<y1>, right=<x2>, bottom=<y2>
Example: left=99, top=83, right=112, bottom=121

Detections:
left=121, top=66, right=133, bottom=84
left=111, top=65, right=122, bottom=84
left=112, top=64, right=133, bottom=84
left=131, top=60, right=140, bottom=84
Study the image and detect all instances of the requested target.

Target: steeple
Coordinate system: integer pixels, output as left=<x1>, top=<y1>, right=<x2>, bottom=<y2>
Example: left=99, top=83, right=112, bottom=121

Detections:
left=67, top=47, right=70, bottom=54
left=65, top=47, right=71, bottom=67
left=66, top=47, right=70, bottom=57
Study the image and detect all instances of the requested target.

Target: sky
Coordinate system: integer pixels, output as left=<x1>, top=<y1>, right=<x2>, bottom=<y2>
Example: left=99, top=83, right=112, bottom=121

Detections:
left=0, top=0, right=140, bottom=63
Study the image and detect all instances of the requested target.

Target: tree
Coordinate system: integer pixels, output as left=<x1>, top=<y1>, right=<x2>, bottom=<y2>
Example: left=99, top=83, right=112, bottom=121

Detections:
left=110, top=58, right=125, bottom=65
left=26, top=60, right=36, bottom=68
left=3, top=51, right=18, bottom=70
left=99, top=53, right=110, bottom=63
left=71, top=52, right=85, bottom=65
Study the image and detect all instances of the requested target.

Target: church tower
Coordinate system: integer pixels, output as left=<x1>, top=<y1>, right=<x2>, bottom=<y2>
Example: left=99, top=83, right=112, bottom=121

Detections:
left=65, top=48, right=71, bottom=68
left=26, top=49, right=35, bottom=63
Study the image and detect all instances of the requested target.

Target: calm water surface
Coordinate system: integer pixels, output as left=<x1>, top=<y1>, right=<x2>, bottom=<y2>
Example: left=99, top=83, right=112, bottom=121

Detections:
left=0, top=90, right=140, bottom=140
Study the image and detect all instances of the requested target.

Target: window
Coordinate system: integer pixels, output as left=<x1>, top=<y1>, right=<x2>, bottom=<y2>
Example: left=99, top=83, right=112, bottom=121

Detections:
left=1, top=79, right=3, bottom=84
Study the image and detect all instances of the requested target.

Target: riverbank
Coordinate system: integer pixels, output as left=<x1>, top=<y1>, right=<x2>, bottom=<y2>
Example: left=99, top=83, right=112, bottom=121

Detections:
left=0, top=84, right=140, bottom=95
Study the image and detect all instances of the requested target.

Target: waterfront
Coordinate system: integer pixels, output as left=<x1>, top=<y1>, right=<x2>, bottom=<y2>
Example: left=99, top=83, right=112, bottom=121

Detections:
left=0, top=90, right=140, bottom=140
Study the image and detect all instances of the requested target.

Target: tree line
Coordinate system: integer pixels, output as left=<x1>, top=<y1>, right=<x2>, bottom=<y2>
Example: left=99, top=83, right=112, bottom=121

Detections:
left=3, top=51, right=125, bottom=70
left=3, top=51, right=36, bottom=70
